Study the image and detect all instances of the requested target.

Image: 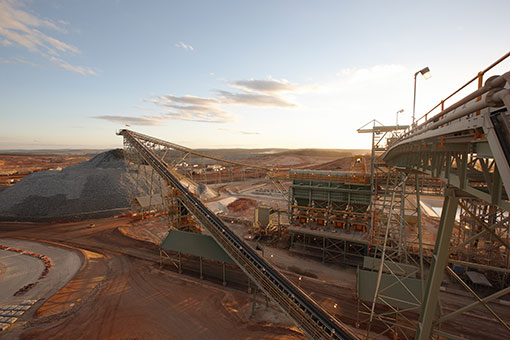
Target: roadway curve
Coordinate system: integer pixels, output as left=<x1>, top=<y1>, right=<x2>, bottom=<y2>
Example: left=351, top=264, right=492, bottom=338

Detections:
left=0, top=239, right=81, bottom=307
left=0, top=220, right=306, bottom=340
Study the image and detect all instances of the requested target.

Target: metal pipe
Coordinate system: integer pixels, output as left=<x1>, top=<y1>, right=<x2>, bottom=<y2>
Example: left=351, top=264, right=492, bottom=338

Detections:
left=409, top=52, right=510, bottom=135
left=415, top=73, right=508, bottom=132
left=389, top=84, right=509, bottom=150
left=394, top=73, right=509, bottom=145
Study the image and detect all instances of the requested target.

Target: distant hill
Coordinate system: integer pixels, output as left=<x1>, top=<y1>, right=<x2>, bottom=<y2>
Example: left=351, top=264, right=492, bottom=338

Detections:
left=167, top=148, right=369, bottom=161
left=272, top=149, right=370, bottom=158
left=0, top=149, right=106, bottom=157
left=0, top=147, right=370, bottom=163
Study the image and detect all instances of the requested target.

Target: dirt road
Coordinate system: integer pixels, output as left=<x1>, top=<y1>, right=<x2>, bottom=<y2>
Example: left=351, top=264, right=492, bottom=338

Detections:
left=0, top=219, right=304, bottom=340
left=0, top=239, right=81, bottom=307
left=1, top=217, right=508, bottom=340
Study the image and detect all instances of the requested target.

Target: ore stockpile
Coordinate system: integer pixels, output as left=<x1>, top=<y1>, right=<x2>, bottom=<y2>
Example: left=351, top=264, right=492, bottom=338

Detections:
left=0, top=150, right=152, bottom=220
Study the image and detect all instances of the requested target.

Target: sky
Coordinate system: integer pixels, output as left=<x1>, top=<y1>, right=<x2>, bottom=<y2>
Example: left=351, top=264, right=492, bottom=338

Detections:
left=1, top=0, right=509, bottom=150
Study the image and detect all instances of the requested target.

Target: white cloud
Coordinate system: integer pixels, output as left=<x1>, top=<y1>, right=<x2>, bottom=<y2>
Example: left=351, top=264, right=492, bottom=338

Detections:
left=49, top=56, right=96, bottom=75
left=92, top=115, right=167, bottom=126
left=154, top=94, right=233, bottom=123
left=217, top=90, right=296, bottom=107
left=95, top=77, right=309, bottom=126
left=0, top=55, right=37, bottom=66
left=0, top=0, right=95, bottom=75
left=230, top=78, right=299, bottom=93
left=175, top=41, right=194, bottom=51
left=335, top=64, right=407, bottom=85
left=283, top=63, right=412, bottom=148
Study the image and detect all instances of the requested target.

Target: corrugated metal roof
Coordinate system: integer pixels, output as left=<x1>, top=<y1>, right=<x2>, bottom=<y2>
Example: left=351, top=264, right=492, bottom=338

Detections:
left=466, top=271, right=492, bottom=287
left=160, top=230, right=234, bottom=263
left=133, top=194, right=164, bottom=209
left=363, top=256, right=418, bottom=277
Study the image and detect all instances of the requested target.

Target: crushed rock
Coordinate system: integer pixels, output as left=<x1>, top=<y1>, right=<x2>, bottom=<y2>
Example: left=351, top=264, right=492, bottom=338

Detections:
left=0, top=149, right=164, bottom=220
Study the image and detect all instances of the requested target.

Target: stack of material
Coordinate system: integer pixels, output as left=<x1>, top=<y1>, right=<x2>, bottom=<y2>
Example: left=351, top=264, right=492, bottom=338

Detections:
left=0, top=150, right=148, bottom=220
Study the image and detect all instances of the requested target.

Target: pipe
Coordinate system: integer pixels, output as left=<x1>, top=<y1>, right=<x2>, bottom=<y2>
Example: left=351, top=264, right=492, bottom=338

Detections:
left=390, top=72, right=510, bottom=148
left=425, top=89, right=506, bottom=130
left=416, top=73, right=508, bottom=132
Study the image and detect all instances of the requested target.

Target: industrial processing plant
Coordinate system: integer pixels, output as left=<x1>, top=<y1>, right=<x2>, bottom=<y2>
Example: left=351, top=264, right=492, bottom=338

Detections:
left=1, top=1, right=510, bottom=340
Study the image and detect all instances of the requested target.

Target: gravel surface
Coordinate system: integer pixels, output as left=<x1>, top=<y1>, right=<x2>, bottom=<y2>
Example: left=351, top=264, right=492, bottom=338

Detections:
left=0, top=249, right=43, bottom=306
left=0, top=239, right=81, bottom=307
left=0, top=150, right=154, bottom=220
left=0, top=149, right=217, bottom=220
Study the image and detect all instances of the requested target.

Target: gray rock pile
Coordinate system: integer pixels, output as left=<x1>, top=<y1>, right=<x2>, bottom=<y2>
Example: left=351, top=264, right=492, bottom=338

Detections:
left=0, top=149, right=219, bottom=221
left=0, top=149, right=151, bottom=220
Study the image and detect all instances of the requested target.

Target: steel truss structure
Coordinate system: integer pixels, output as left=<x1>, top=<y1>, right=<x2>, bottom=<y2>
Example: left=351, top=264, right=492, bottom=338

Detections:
left=118, top=129, right=359, bottom=340
left=123, top=138, right=201, bottom=231
left=289, top=228, right=369, bottom=264
left=381, top=56, right=510, bottom=340
left=357, top=167, right=427, bottom=340
left=285, top=168, right=373, bottom=264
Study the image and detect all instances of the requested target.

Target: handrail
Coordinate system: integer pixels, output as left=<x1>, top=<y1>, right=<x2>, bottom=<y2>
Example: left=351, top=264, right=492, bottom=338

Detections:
left=406, top=52, right=510, bottom=135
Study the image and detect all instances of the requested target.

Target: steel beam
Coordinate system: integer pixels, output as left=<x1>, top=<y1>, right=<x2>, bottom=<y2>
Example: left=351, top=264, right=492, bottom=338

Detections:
left=415, top=188, right=459, bottom=340
left=119, top=129, right=358, bottom=340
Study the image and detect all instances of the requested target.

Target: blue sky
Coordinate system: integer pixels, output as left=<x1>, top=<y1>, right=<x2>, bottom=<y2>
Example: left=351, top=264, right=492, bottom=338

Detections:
left=1, top=0, right=509, bottom=150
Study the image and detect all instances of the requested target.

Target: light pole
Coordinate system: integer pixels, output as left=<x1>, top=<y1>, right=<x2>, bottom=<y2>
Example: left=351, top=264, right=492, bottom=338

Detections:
left=396, top=109, right=404, bottom=128
left=412, top=67, right=431, bottom=127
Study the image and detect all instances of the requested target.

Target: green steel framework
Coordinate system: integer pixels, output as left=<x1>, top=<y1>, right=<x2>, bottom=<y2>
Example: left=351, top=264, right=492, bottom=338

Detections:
left=287, top=170, right=373, bottom=262
left=382, top=65, right=510, bottom=340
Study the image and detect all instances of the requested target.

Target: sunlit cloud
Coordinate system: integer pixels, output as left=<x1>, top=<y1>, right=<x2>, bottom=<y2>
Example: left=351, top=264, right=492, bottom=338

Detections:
left=175, top=41, right=194, bottom=51
left=230, top=78, right=300, bottom=93
left=0, top=56, right=38, bottom=66
left=49, top=56, right=96, bottom=75
left=335, top=64, right=407, bottom=85
left=91, top=115, right=167, bottom=126
left=288, top=63, right=411, bottom=149
left=95, top=77, right=308, bottom=126
left=154, top=94, right=232, bottom=123
left=217, top=90, right=296, bottom=107
left=0, top=0, right=96, bottom=75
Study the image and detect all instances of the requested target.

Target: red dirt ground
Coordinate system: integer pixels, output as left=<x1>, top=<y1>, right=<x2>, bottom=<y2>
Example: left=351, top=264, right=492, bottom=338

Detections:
left=227, top=198, right=257, bottom=213
left=0, top=219, right=305, bottom=340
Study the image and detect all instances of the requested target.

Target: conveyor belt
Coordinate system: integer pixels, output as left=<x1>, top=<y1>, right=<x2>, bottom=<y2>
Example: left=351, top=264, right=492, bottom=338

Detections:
left=119, top=129, right=358, bottom=340
left=124, top=129, right=272, bottom=170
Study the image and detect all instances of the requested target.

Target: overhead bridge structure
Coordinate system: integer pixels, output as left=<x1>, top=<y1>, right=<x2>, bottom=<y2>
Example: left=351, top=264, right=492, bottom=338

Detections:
left=118, top=129, right=358, bottom=340
left=380, top=58, right=510, bottom=340
left=384, top=71, right=510, bottom=209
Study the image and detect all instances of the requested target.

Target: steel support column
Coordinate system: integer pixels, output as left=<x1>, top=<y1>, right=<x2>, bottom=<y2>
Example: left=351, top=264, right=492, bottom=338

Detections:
left=415, top=188, right=459, bottom=340
left=415, top=173, right=425, bottom=296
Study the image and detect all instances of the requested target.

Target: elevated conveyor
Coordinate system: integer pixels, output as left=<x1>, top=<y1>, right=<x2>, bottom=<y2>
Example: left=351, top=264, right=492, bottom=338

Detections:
left=383, top=71, right=510, bottom=209
left=379, top=55, right=510, bottom=340
left=118, top=129, right=358, bottom=340
left=123, top=129, right=271, bottom=170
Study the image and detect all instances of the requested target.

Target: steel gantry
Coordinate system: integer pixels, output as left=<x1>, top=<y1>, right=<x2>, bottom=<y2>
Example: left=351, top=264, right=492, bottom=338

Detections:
left=382, top=54, right=510, bottom=340
left=118, top=129, right=359, bottom=340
